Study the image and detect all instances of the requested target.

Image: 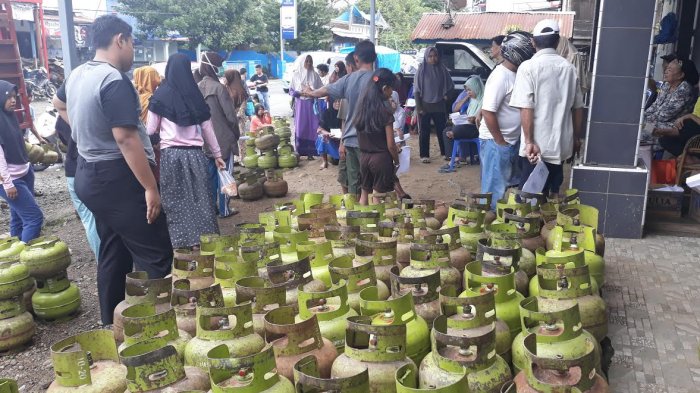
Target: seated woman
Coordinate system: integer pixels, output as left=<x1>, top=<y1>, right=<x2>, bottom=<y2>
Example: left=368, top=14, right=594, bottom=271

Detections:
left=440, top=76, right=484, bottom=172
left=316, top=98, right=341, bottom=169
left=654, top=97, right=700, bottom=156
left=249, top=104, right=271, bottom=135
left=646, top=59, right=699, bottom=134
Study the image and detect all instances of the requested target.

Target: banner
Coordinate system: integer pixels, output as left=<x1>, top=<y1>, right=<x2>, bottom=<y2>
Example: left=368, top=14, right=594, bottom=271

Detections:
left=280, top=0, right=297, bottom=40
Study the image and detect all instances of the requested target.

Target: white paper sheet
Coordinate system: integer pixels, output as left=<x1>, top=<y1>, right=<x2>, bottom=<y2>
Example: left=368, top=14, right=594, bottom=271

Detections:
left=522, top=159, right=549, bottom=194
left=396, top=146, right=411, bottom=176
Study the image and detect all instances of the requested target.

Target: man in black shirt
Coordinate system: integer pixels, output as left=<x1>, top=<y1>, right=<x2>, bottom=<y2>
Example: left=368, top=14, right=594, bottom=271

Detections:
left=250, top=64, right=270, bottom=111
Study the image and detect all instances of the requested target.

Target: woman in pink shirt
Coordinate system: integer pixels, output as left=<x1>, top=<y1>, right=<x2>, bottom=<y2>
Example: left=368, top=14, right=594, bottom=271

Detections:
left=249, top=104, right=271, bottom=134
left=147, top=54, right=226, bottom=249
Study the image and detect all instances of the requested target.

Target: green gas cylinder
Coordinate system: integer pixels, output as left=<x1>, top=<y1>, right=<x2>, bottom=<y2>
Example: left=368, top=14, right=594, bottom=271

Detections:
left=297, top=240, right=335, bottom=287
left=554, top=204, right=605, bottom=257
left=265, top=256, right=326, bottom=309
left=0, top=379, right=18, bottom=393
left=234, top=276, right=287, bottom=336
left=214, top=253, right=257, bottom=307
left=297, top=280, right=358, bottom=352
left=500, top=211, right=546, bottom=253
left=354, top=233, right=398, bottom=289
left=430, top=226, right=472, bottom=278
left=294, top=354, right=370, bottom=392
left=240, top=240, right=282, bottom=279
left=0, top=260, right=33, bottom=300
left=0, top=237, right=25, bottom=261
left=0, top=299, right=34, bottom=353
left=458, top=192, right=495, bottom=224
left=378, top=219, right=416, bottom=271
left=474, top=238, right=530, bottom=296
left=200, top=234, right=238, bottom=256
left=402, top=242, right=461, bottom=292
left=119, top=303, right=191, bottom=360
left=19, top=236, right=70, bottom=279
left=31, top=274, right=81, bottom=321
left=346, top=211, right=381, bottom=233
left=329, top=194, right=357, bottom=225
left=236, top=223, right=267, bottom=244
left=324, top=225, right=360, bottom=257
left=273, top=226, right=310, bottom=262
left=389, top=266, right=441, bottom=329
left=419, top=316, right=511, bottom=392
left=120, top=342, right=210, bottom=392
left=460, top=261, right=525, bottom=341
left=184, top=302, right=265, bottom=371
left=550, top=222, right=605, bottom=287
left=511, top=298, right=602, bottom=377
left=46, top=330, right=127, bottom=393
left=207, top=344, right=295, bottom=393
left=529, top=246, right=600, bottom=297
left=328, top=256, right=390, bottom=313
left=170, top=280, right=225, bottom=337
left=395, top=363, right=469, bottom=393
left=332, top=316, right=416, bottom=393
left=113, top=271, right=172, bottom=343
left=171, top=249, right=215, bottom=290
left=359, top=286, right=430, bottom=366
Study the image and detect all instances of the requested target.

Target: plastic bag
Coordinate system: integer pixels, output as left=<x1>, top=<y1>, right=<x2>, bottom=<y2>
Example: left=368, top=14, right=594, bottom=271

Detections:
left=218, top=170, right=238, bottom=197
left=245, top=99, right=255, bottom=116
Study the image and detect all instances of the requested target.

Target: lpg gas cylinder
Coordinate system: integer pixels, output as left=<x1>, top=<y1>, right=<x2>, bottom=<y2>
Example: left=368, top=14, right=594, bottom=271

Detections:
left=332, top=316, right=416, bottom=393
left=439, top=286, right=511, bottom=365
left=297, top=280, right=358, bottom=352
left=395, top=363, right=469, bottom=393
left=0, top=379, right=18, bottom=393
left=264, top=306, right=339, bottom=381
left=207, top=344, right=295, bottom=393
left=298, top=212, right=334, bottom=240
left=31, top=273, right=81, bottom=321
left=265, top=256, right=326, bottom=309
left=46, top=330, right=127, bottom=393
left=359, top=286, right=430, bottom=365
left=459, top=192, right=496, bottom=225
left=297, top=240, right=335, bottom=287
left=236, top=223, right=267, bottom=245
left=549, top=221, right=605, bottom=287
left=119, top=303, right=191, bottom=360
left=0, top=299, right=34, bottom=353
left=240, top=241, right=282, bottom=279
left=494, top=198, right=532, bottom=224
left=294, top=354, right=370, bottom=392
left=346, top=211, right=381, bottom=233
left=0, top=260, right=33, bottom=301
left=355, top=201, right=387, bottom=222
left=511, top=298, right=601, bottom=377
left=329, top=194, right=358, bottom=226
left=0, top=237, right=25, bottom=261
left=510, top=333, right=609, bottom=393
left=452, top=207, right=487, bottom=256
left=461, top=261, right=525, bottom=341
left=553, top=204, right=605, bottom=257
left=378, top=219, right=416, bottom=270
left=170, top=280, right=225, bottom=337
left=483, top=222, right=537, bottom=276
left=184, top=302, right=265, bottom=371
left=19, top=236, right=70, bottom=279
left=374, top=191, right=402, bottom=219
left=434, top=200, right=449, bottom=225
left=300, top=192, right=325, bottom=212
left=120, top=343, right=210, bottom=392
left=401, top=242, right=461, bottom=292
left=528, top=247, right=599, bottom=297
left=259, top=210, right=293, bottom=232
left=328, top=256, right=390, bottom=312
left=419, top=316, right=511, bottom=392
left=475, top=238, right=530, bottom=296
left=171, top=249, right=215, bottom=290
left=200, top=233, right=239, bottom=256
left=430, top=226, right=471, bottom=276
left=406, top=199, right=441, bottom=230
left=500, top=212, right=546, bottom=253
left=235, top=276, right=287, bottom=336
left=310, top=202, right=340, bottom=225
left=354, top=233, right=398, bottom=288
left=533, top=258, right=607, bottom=342
left=113, top=272, right=172, bottom=343
left=273, top=226, right=310, bottom=262
left=325, top=225, right=361, bottom=257
left=213, top=253, right=257, bottom=306
left=389, top=266, right=441, bottom=328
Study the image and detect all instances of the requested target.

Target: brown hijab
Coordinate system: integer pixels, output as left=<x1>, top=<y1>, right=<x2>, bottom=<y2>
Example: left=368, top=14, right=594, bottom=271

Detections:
left=133, top=66, right=161, bottom=123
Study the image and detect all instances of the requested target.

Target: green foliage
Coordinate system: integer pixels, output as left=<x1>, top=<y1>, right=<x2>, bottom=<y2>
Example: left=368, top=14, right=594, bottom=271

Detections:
left=356, top=0, right=440, bottom=50
left=285, top=0, right=333, bottom=51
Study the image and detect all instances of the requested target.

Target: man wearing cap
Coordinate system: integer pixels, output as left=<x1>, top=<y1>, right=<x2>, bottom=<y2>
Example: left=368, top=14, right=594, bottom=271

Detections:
left=510, top=19, right=584, bottom=197
left=479, top=31, right=536, bottom=210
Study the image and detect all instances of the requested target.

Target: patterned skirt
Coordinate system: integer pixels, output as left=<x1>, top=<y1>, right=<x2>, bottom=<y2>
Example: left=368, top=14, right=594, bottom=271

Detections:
left=160, top=147, right=220, bottom=248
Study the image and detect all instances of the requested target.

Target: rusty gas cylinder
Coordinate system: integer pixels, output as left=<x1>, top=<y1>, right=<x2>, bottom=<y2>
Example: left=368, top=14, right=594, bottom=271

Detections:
left=378, top=220, right=416, bottom=271
left=171, top=249, right=215, bottom=290
left=119, top=303, right=191, bottom=360
left=429, top=226, right=471, bottom=277
left=297, top=280, right=358, bottom=352
left=266, top=256, right=326, bottom=309
left=476, top=238, right=530, bottom=297
left=346, top=211, right=381, bottom=234
left=459, top=192, right=496, bottom=225
left=294, top=354, right=370, bottom=392
left=501, top=211, right=546, bottom=253
left=213, top=253, right=257, bottom=307
left=402, top=242, right=461, bottom=292
left=207, top=344, right=295, bottom=392
left=234, top=276, right=287, bottom=336
left=170, top=280, right=225, bottom=337
left=120, top=342, right=210, bottom=392
left=113, top=272, right=172, bottom=343
left=395, top=362, right=469, bottom=393
left=239, top=241, right=282, bottom=279
left=389, top=266, right=441, bottom=328
left=328, top=256, right=390, bottom=313
left=354, top=233, right=398, bottom=289
left=264, top=306, right=339, bottom=381
left=324, top=225, right=361, bottom=258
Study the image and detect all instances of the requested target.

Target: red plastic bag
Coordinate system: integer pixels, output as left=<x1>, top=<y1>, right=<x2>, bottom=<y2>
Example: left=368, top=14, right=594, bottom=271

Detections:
left=651, top=159, right=677, bottom=185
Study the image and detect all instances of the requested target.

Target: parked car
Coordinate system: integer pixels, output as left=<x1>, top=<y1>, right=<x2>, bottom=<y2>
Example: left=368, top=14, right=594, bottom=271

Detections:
left=282, top=51, right=346, bottom=93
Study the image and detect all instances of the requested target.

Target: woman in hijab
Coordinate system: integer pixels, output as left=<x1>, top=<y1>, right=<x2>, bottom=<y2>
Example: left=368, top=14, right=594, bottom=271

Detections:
left=147, top=53, right=226, bottom=249
left=439, top=75, right=485, bottom=173
left=414, top=47, right=454, bottom=163
left=290, top=55, right=323, bottom=159
left=329, top=61, right=347, bottom=85
left=198, top=51, right=240, bottom=218
left=0, top=81, right=43, bottom=242
left=133, top=66, right=162, bottom=179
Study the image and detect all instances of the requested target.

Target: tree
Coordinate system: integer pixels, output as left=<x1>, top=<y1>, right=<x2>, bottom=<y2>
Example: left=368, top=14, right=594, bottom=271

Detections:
left=286, top=0, right=333, bottom=51
left=356, top=0, right=438, bottom=51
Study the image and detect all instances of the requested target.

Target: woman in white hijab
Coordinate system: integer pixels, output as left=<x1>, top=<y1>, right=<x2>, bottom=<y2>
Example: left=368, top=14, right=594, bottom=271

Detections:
left=290, top=55, right=323, bottom=159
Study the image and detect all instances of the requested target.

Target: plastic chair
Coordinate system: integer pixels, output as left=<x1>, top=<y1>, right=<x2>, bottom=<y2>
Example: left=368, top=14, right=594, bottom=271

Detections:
left=448, top=138, right=480, bottom=170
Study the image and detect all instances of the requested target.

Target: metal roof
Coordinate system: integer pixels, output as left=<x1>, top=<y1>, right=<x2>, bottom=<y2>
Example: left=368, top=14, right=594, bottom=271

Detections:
left=411, top=11, right=575, bottom=43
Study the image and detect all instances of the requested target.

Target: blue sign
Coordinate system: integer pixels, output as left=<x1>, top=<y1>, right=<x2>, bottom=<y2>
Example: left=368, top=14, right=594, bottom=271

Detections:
left=280, top=0, right=297, bottom=40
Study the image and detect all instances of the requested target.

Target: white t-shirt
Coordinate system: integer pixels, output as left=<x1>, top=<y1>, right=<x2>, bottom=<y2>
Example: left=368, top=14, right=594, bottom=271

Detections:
left=509, top=48, right=584, bottom=164
left=478, top=64, right=521, bottom=144
left=391, top=91, right=405, bottom=130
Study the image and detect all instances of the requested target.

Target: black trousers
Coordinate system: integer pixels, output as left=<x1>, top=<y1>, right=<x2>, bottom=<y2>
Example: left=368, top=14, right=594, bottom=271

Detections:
left=518, top=157, right=564, bottom=197
left=75, top=157, right=173, bottom=324
left=419, top=112, right=447, bottom=158
left=659, top=119, right=700, bottom=157
left=443, top=124, right=479, bottom=159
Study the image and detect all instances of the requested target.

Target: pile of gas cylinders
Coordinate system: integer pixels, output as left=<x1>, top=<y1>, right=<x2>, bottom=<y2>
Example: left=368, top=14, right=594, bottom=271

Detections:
left=4, top=188, right=611, bottom=392
left=243, top=117, right=298, bottom=170
left=0, top=236, right=82, bottom=354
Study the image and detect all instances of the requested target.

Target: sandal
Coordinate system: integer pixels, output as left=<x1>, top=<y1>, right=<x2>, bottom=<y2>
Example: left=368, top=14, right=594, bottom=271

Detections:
left=444, top=156, right=451, bottom=161
left=440, top=164, right=451, bottom=170
left=421, top=157, right=431, bottom=164
left=438, top=167, right=455, bottom=173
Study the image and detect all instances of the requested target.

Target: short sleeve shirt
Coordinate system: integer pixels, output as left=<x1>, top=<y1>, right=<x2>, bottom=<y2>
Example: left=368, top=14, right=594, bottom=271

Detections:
left=250, top=74, right=269, bottom=92
left=358, top=108, right=393, bottom=153
left=325, top=70, right=373, bottom=148
left=510, top=49, right=584, bottom=164
left=478, top=64, right=521, bottom=144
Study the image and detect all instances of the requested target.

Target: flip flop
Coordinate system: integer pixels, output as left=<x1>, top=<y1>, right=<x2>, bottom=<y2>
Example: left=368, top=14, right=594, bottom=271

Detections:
left=421, top=158, right=431, bottom=164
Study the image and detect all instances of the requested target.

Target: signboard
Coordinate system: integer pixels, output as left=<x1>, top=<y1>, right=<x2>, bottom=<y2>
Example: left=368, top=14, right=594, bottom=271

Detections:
left=45, top=20, right=89, bottom=47
left=280, top=0, right=297, bottom=40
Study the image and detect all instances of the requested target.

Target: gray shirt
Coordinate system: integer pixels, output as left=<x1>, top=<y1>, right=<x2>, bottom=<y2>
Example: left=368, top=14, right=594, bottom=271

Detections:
left=325, top=70, right=372, bottom=148
left=64, top=61, right=155, bottom=164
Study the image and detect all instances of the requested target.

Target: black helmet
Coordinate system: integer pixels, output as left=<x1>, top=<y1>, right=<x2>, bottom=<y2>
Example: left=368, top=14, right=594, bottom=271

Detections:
left=501, top=31, right=536, bottom=67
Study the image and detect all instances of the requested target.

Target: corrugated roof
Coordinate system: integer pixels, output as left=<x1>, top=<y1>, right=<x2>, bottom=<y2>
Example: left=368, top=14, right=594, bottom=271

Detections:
left=411, top=11, right=575, bottom=43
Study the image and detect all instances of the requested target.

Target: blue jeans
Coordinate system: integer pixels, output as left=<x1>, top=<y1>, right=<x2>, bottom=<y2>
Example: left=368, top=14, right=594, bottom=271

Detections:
left=480, top=138, right=520, bottom=210
left=208, top=157, right=234, bottom=218
left=257, top=91, right=270, bottom=111
left=0, top=167, right=43, bottom=242
left=67, top=177, right=100, bottom=261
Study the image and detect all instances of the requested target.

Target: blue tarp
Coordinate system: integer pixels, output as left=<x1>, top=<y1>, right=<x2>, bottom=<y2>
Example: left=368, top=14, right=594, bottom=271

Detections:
left=338, top=45, right=400, bottom=73
left=224, top=50, right=295, bottom=78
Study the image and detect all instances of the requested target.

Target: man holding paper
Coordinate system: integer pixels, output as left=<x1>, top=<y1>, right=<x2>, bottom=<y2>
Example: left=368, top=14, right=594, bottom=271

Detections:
left=510, top=19, right=585, bottom=197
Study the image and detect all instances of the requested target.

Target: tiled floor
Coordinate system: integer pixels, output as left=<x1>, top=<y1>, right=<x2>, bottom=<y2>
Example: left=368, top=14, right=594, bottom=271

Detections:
left=604, top=235, right=700, bottom=393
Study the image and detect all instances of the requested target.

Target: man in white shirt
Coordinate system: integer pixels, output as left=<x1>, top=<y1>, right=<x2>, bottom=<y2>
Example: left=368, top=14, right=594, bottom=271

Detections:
left=510, top=19, right=585, bottom=197
left=479, top=31, right=536, bottom=210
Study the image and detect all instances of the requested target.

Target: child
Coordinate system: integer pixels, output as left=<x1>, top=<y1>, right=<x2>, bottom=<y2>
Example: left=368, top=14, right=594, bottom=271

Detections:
left=249, top=104, right=271, bottom=135
left=354, top=69, right=400, bottom=205
left=0, top=80, right=44, bottom=241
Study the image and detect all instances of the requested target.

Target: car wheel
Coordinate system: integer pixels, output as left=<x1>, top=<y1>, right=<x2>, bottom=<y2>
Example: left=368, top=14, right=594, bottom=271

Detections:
left=283, top=88, right=289, bottom=93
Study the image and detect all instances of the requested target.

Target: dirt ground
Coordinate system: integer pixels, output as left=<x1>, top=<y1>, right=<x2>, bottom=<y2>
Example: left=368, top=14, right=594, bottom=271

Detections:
left=0, top=134, right=483, bottom=391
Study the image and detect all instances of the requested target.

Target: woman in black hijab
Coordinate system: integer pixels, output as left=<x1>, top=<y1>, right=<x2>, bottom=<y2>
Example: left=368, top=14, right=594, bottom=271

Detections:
left=146, top=53, right=226, bottom=249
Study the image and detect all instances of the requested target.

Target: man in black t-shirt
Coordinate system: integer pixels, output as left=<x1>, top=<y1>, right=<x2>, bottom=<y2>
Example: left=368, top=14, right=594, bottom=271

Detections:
left=250, top=64, right=270, bottom=111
